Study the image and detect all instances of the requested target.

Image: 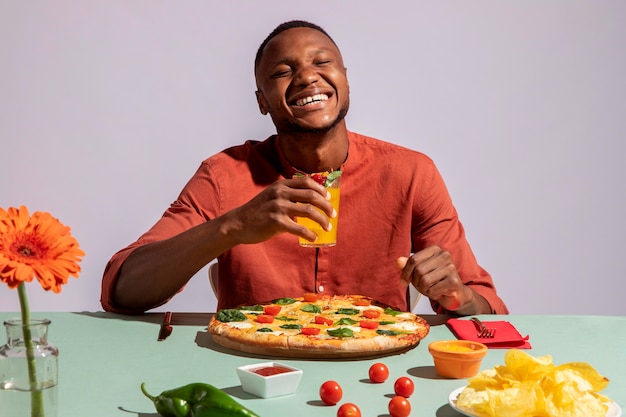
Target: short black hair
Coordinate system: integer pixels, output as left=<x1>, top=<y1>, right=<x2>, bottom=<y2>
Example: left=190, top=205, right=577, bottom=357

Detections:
left=254, top=20, right=336, bottom=71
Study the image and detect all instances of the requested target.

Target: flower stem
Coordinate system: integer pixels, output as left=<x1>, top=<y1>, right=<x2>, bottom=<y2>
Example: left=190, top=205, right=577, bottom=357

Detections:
left=17, top=283, right=45, bottom=417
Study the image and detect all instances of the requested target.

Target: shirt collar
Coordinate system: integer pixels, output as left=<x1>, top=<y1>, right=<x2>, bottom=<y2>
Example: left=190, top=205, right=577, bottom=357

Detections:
left=272, top=133, right=351, bottom=178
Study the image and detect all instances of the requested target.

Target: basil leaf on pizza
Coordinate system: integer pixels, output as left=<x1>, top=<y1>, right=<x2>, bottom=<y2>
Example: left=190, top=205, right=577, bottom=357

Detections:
left=280, top=324, right=302, bottom=330
left=237, top=305, right=263, bottom=311
left=273, top=297, right=297, bottom=305
left=384, top=307, right=403, bottom=316
left=377, top=329, right=411, bottom=336
left=335, top=308, right=360, bottom=315
left=301, top=304, right=322, bottom=314
left=275, top=316, right=297, bottom=322
left=327, top=328, right=355, bottom=338
left=334, top=317, right=359, bottom=326
left=216, top=309, right=247, bottom=322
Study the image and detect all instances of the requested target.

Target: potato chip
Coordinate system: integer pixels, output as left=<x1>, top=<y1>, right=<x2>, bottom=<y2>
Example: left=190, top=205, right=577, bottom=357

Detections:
left=456, top=349, right=611, bottom=417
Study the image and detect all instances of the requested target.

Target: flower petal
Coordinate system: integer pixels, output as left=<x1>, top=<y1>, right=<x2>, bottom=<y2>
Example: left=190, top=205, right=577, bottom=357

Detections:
left=0, top=206, right=83, bottom=292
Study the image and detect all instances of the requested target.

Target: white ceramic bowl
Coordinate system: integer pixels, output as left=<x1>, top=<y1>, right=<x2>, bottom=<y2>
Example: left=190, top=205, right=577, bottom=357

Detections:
left=236, top=362, right=303, bottom=398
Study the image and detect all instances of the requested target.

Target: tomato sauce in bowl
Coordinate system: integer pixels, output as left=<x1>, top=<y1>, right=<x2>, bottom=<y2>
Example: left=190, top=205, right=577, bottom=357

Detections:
left=251, top=365, right=293, bottom=377
left=237, top=362, right=303, bottom=398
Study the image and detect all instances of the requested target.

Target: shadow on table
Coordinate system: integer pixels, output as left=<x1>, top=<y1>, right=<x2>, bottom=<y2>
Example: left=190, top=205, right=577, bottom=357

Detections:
left=73, top=311, right=213, bottom=325
left=423, top=314, right=455, bottom=327
left=220, top=384, right=268, bottom=401
left=369, top=402, right=460, bottom=417
left=406, top=364, right=447, bottom=380
left=117, top=406, right=159, bottom=417
left=435, top=403, right=464, bottom=417
left=73, top=311, right=164, bottom=324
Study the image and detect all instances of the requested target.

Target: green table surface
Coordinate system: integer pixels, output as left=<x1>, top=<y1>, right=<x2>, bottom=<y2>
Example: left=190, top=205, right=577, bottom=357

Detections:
left=1, top=312, right=624, bottom=417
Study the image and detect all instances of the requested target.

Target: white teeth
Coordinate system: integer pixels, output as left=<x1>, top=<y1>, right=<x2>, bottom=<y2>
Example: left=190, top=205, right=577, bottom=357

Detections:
left=295, top=94, right=328, bottom=107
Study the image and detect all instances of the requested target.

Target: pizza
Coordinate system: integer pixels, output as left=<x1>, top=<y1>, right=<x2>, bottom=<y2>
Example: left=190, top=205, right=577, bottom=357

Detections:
left=208, top=294, right=430, bottom=358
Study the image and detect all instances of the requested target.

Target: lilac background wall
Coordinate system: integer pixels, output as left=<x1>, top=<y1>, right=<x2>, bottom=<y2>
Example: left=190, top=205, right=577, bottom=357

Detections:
left=2, top=1, right=625, bottom=314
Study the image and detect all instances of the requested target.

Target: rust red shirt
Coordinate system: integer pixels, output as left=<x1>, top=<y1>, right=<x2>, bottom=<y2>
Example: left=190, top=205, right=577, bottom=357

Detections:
left=101, top=132, right=508, bottom=314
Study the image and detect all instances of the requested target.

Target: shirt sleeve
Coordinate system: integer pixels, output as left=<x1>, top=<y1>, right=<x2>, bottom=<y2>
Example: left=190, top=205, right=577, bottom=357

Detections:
left=100, top=161, right=220, bottom=313
left=411, top=160, right=509, bottom=315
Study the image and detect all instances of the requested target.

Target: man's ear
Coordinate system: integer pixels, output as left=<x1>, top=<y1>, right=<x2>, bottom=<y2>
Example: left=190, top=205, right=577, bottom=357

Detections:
left=255, top=90, right=269, bottom=115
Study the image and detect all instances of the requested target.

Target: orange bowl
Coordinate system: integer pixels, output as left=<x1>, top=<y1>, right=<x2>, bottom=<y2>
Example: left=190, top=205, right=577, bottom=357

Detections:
left=428, top=340, right=488, bottom=378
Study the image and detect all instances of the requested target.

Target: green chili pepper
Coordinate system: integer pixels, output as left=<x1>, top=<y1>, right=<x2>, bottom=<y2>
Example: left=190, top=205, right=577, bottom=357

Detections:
left=190, top=399, right=260, bottom=417
left=141, top=383, right=191, bottom=417
left=141, top=382, right=260, bottom=417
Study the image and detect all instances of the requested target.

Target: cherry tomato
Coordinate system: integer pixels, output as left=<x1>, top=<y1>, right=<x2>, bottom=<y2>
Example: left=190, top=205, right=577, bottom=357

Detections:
left=394, top=376, right=415, bottom=398
left=352, top=298, right=371, bottom=306
left=319, top=380, right=343, bottom=405
left=337, top=403, right=361, bottom=417
left=303, top=292, right=319, bottom=302
left=301, top=327, right=321, bottom=336
left=315, top=315, right=334, bottom=326
left=368, top=362, right=389, bottom=383
left=359, top=320, right=379, bottom=330
left=311, top=173, right=327, bottom=185
left=362, top=309, right=381, bottom=319
left=255, top=314, right=274, bottom=323
left=388, top=395, right=411, bottom=417
left=263, top=305, right=281, bottom=316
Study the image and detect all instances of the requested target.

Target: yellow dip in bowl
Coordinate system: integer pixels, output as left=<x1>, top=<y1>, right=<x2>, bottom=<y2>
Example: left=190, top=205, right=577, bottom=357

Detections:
left=428, top=340, right=488, bottom=378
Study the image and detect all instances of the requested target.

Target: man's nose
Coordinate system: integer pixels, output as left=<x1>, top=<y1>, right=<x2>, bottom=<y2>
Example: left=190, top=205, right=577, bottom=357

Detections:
left=293, top=65, right=318, bottom=86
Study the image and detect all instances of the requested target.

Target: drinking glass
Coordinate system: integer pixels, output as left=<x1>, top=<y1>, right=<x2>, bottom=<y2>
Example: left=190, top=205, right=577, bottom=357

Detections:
left=297, top=175, right=341, bottom=247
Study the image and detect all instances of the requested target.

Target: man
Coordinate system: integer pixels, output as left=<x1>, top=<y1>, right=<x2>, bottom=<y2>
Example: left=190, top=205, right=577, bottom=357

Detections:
left=101, top=20, right=508, bottom=315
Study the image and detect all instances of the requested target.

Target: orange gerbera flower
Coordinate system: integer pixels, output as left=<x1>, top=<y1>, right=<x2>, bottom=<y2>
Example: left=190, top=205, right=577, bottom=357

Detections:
left=0, top=205, right=84, bottom=293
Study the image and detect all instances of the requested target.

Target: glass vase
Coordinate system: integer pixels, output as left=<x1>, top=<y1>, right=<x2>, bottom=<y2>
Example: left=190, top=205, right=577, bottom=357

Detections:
left=0, top=319, right=58, bottom=417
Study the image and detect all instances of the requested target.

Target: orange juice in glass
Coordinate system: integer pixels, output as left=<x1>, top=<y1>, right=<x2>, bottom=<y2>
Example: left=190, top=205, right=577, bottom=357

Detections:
left=296, top=171, right=341, bottom=247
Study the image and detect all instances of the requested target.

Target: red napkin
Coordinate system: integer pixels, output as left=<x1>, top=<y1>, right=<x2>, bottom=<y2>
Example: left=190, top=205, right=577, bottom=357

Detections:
left=446, top=318, right=532, bottom=349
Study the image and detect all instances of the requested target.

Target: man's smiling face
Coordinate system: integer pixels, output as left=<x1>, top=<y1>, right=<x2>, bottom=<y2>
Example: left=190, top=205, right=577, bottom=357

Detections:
left=254, top=27, right=350, bottom=135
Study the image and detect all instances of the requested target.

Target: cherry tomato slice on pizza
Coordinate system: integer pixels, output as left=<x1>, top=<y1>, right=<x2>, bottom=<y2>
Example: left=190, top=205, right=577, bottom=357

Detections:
left=315, top=315, right=334, bottom=326
left=359, top=320, right=379, bottom=330
left=362, top=309, right=381, bottom=319
left=263, top=305, right=281, bottom=316
left=303, top=292, right=319, bottom=302
left=301, top=327, right=321, bottom=336
left=352, top=298, right=371, bottom=306
left=256, top=314, right=274, bottom=324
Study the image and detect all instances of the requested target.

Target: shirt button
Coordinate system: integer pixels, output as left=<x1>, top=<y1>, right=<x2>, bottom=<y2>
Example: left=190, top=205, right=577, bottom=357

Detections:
left=318, top=285, right=325, bottom=292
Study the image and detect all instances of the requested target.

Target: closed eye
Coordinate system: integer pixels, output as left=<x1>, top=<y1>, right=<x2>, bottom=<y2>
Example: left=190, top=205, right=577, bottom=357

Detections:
left=270, top=69, right=292, bottom=79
